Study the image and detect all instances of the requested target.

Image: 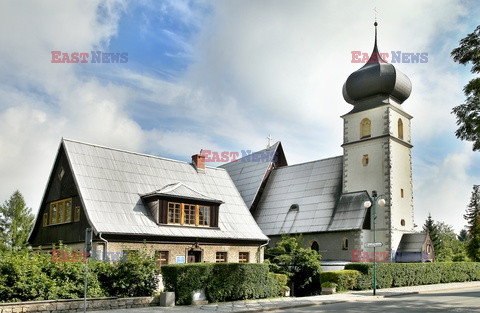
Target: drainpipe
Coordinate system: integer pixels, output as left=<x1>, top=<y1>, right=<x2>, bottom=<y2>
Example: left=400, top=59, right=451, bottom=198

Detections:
left=98, top=233, right=108, bottom=261
left=258, top=239, right=270, bottom=263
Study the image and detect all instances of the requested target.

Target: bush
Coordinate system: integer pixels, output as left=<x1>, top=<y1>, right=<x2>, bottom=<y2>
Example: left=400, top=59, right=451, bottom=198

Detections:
left=161, top=263, right=285, bottom=305
left=319, top=270, right=361, bottom=291
left=265, top=234, right=322, bottom=296
left=345, top=262, right=480, bottom=290
left=0, top=245, right=159, bottom=303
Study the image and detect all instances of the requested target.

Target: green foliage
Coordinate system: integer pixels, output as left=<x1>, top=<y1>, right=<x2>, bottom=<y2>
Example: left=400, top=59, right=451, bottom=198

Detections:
left=345, top=262, right=480, bottom=290
left=161, top=263, right=285, bottom=305
left=320, top=281, right=337, bottom=288
left=319, top=270, right=361, bottom=292
left=423, top=213, right=440, bottom=253
left=265, top=234, right=322, bottom=296
left=0, top=244, right=158, bottom=303
left=451, top=25, right=480, bottom=151
left=464, top=185, right=480, bottom=261
left=434, top=222, right=469, bottom=262
left=161, top=263, right=213, bottom=305
left=0, top=190, right=35, bottom=251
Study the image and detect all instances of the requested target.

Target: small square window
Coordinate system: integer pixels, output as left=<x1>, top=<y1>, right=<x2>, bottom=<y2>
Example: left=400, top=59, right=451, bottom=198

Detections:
left=216, top=251, right=227, bottom=263
left=156, top=251, right=169, bottom=268
left=239, top=252, right=249, bottom=263
left=362, top=154, right=369, bottom=166
left=58, top=166, right=65, bottom=181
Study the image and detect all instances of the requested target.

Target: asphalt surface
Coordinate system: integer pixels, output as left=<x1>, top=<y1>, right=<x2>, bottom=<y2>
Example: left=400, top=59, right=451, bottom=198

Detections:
left=89, top=281, right=480, bottom=313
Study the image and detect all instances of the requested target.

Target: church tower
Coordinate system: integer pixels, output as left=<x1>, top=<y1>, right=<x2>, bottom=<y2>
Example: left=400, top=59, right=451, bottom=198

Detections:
left=341, top=22, right=415, bottom=257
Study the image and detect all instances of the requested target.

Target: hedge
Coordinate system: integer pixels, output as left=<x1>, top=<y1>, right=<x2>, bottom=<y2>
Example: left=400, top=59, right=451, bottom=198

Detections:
left=0, top=246, right=159, bottom=303
left=345, top=262, right=480, bottom=290
left=319, top=270, right=361, bottom=291
left=161, top=263, right=286, bottom=304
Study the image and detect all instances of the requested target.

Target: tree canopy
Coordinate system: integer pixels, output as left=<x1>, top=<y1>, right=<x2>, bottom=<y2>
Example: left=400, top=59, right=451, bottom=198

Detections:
left=0, top=190, right=35, bottom=251
left=451, top=25, right=480, bottom=151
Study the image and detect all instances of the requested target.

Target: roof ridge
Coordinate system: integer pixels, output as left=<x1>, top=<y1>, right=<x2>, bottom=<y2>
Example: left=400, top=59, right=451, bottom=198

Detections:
left=62, top=138, right=223, bottom=171
left=273, top=155, right=343, bottom=170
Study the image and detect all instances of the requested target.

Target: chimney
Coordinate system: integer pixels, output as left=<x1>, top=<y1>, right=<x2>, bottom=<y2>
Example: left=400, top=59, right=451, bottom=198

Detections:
left=192, top=153, right=205, bottom=173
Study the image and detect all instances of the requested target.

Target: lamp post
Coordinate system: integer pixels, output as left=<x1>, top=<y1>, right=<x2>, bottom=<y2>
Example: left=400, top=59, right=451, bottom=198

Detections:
left=364, top=190, right=386, bottom=296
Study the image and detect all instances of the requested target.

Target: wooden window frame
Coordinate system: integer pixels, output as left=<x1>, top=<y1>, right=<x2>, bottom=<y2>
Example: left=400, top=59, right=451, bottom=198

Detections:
left=156, top=250, right=169, bottom=268
left=74, top=205, right=81, bottom=222
left=239, top=252, right=249, bottom=263
left=49, top=198, right=73, bottom=225
left=216, top=251, right=227, bottom=263
left=166, top=201, right=212, bottom=227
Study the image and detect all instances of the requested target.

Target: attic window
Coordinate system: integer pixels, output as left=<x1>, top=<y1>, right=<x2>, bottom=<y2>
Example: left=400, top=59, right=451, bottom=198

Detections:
left=289, top=204, right=299, bottom=212
left=401, top=219, right=405, bottom=226
left=58, top=166, right=65, bottom=181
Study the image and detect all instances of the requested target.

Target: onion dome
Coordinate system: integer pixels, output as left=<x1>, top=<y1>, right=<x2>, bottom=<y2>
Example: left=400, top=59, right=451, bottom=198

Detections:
left=342, top=22, right=412, bottom=106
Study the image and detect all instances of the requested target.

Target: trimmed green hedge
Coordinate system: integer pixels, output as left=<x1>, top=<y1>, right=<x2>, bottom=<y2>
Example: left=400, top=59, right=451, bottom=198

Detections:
left=345, top=262, right=480, bottom=290
left=319, top=270, right=361, bottom=291
left=0, top=246, right=159, bottom=303
left=161, top=263, right=285, bottom=304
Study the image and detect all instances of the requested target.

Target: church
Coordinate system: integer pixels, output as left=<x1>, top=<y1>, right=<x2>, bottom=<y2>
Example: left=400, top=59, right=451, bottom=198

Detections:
left=221, top=22, right=433, bottom=263
left=28, top=23, right=433, bottom=264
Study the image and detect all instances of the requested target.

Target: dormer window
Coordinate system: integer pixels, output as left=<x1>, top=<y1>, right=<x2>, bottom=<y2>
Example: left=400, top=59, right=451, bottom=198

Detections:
left=142, top=182, right=222, bottom=228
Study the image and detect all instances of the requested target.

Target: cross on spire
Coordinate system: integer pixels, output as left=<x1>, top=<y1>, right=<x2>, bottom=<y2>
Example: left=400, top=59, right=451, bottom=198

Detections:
left=267, top=134, right=273, bottom=148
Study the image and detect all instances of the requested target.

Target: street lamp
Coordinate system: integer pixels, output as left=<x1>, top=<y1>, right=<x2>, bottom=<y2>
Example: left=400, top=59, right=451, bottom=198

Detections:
left=363, top=190, right=386, bottom=296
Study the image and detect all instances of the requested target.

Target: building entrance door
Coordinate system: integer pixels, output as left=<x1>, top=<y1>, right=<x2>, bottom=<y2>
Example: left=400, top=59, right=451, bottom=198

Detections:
left=187, top=250, right=202, bottom=263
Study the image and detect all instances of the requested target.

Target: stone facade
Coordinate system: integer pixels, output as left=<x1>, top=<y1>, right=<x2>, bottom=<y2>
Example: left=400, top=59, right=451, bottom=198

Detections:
left=0, top=296, right=160, bottom=313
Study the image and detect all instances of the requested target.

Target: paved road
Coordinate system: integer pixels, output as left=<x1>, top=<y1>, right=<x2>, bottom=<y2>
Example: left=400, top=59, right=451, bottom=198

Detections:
left=270, top=287, right=480, bottom=313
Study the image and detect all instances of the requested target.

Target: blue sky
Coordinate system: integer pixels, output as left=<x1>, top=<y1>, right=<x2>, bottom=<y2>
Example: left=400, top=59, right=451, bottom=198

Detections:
left=0, top=0, right=479, bottom=234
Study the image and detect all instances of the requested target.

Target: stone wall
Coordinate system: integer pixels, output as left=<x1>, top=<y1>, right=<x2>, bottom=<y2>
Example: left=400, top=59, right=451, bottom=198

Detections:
left=0, top=296, right=160, bottom=313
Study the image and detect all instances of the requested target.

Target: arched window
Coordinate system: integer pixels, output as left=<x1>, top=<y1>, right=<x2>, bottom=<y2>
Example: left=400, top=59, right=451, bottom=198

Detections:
left=360, top=118, right=371, bottom=139
left=398, top=118, right=404, bottom=140
left=311, top=241, right=319, bottom=252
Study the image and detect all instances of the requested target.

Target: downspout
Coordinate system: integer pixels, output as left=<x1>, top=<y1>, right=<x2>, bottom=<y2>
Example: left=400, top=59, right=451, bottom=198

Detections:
left=98, top=233, right=108, bottom=260
left=258, top=239, right=270, bottom=263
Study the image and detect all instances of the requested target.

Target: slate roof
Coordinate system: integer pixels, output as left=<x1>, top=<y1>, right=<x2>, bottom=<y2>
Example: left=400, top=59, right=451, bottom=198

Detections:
left=397, top=233, right=427, bottom=252
left=219, top=142, right=286, bottom=209
left=58, top=139, right=268, bottom=242
left=253, top=156, right=367, bottom=235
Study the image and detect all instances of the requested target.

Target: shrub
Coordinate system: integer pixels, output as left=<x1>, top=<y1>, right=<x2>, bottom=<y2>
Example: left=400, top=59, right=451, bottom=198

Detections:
left=319, top=270, right=361, bottom=291
left=161, top=263, right=284, bottom=305
left=321, top=281, right=337, bottom=289
left=265, top=234, right=322, bottom=296
left=345, top=262, right=480, bottom=290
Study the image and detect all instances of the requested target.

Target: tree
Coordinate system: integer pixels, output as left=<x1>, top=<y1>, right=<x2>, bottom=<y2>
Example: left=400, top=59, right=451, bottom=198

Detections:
left=423, top=213, right=440, bottom=253
left=464, top=185, right=480, bottom=261
left=451, top=25, right=480, bottom=151
left=458, top=228, right=469, bottom=242
left=0, top=190, right=35, bottom=251
left=265, top=234, right=322, bottom=296
left=434, top=222, right=468, bottom=262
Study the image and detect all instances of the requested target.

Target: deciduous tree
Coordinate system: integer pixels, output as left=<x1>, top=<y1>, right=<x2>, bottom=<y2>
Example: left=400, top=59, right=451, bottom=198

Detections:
left=451, top=25, right=480, bottom=151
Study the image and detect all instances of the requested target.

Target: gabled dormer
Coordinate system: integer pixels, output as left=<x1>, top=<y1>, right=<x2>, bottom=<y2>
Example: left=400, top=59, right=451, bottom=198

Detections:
left=141, top=182, right=223, bottom=228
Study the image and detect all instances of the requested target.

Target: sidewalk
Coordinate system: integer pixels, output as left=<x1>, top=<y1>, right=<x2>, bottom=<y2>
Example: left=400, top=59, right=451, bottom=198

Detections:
left=89, top=281, right=480, bottom=313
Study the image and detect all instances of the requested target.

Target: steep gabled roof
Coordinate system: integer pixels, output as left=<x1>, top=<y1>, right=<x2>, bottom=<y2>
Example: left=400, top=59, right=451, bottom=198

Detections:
left=219, top=142, right=287, bottom=209
left=397, top=233, right=429, bottom=252
left=48, top=139, right=268, bottom=242
left=253, top=156, right=347, bottom=235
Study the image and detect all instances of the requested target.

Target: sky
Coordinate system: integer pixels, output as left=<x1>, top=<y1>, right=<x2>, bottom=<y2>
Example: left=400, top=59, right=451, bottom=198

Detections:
left=0, top=0, right=479, bottom=234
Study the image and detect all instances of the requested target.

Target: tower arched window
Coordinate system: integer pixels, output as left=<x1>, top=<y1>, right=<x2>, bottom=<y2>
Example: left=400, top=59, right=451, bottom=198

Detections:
left=311, top=241, right=319, bottom=252
left=360, top=118, right=371, bottom=139
left=398, top=118, right=404, bottom=140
